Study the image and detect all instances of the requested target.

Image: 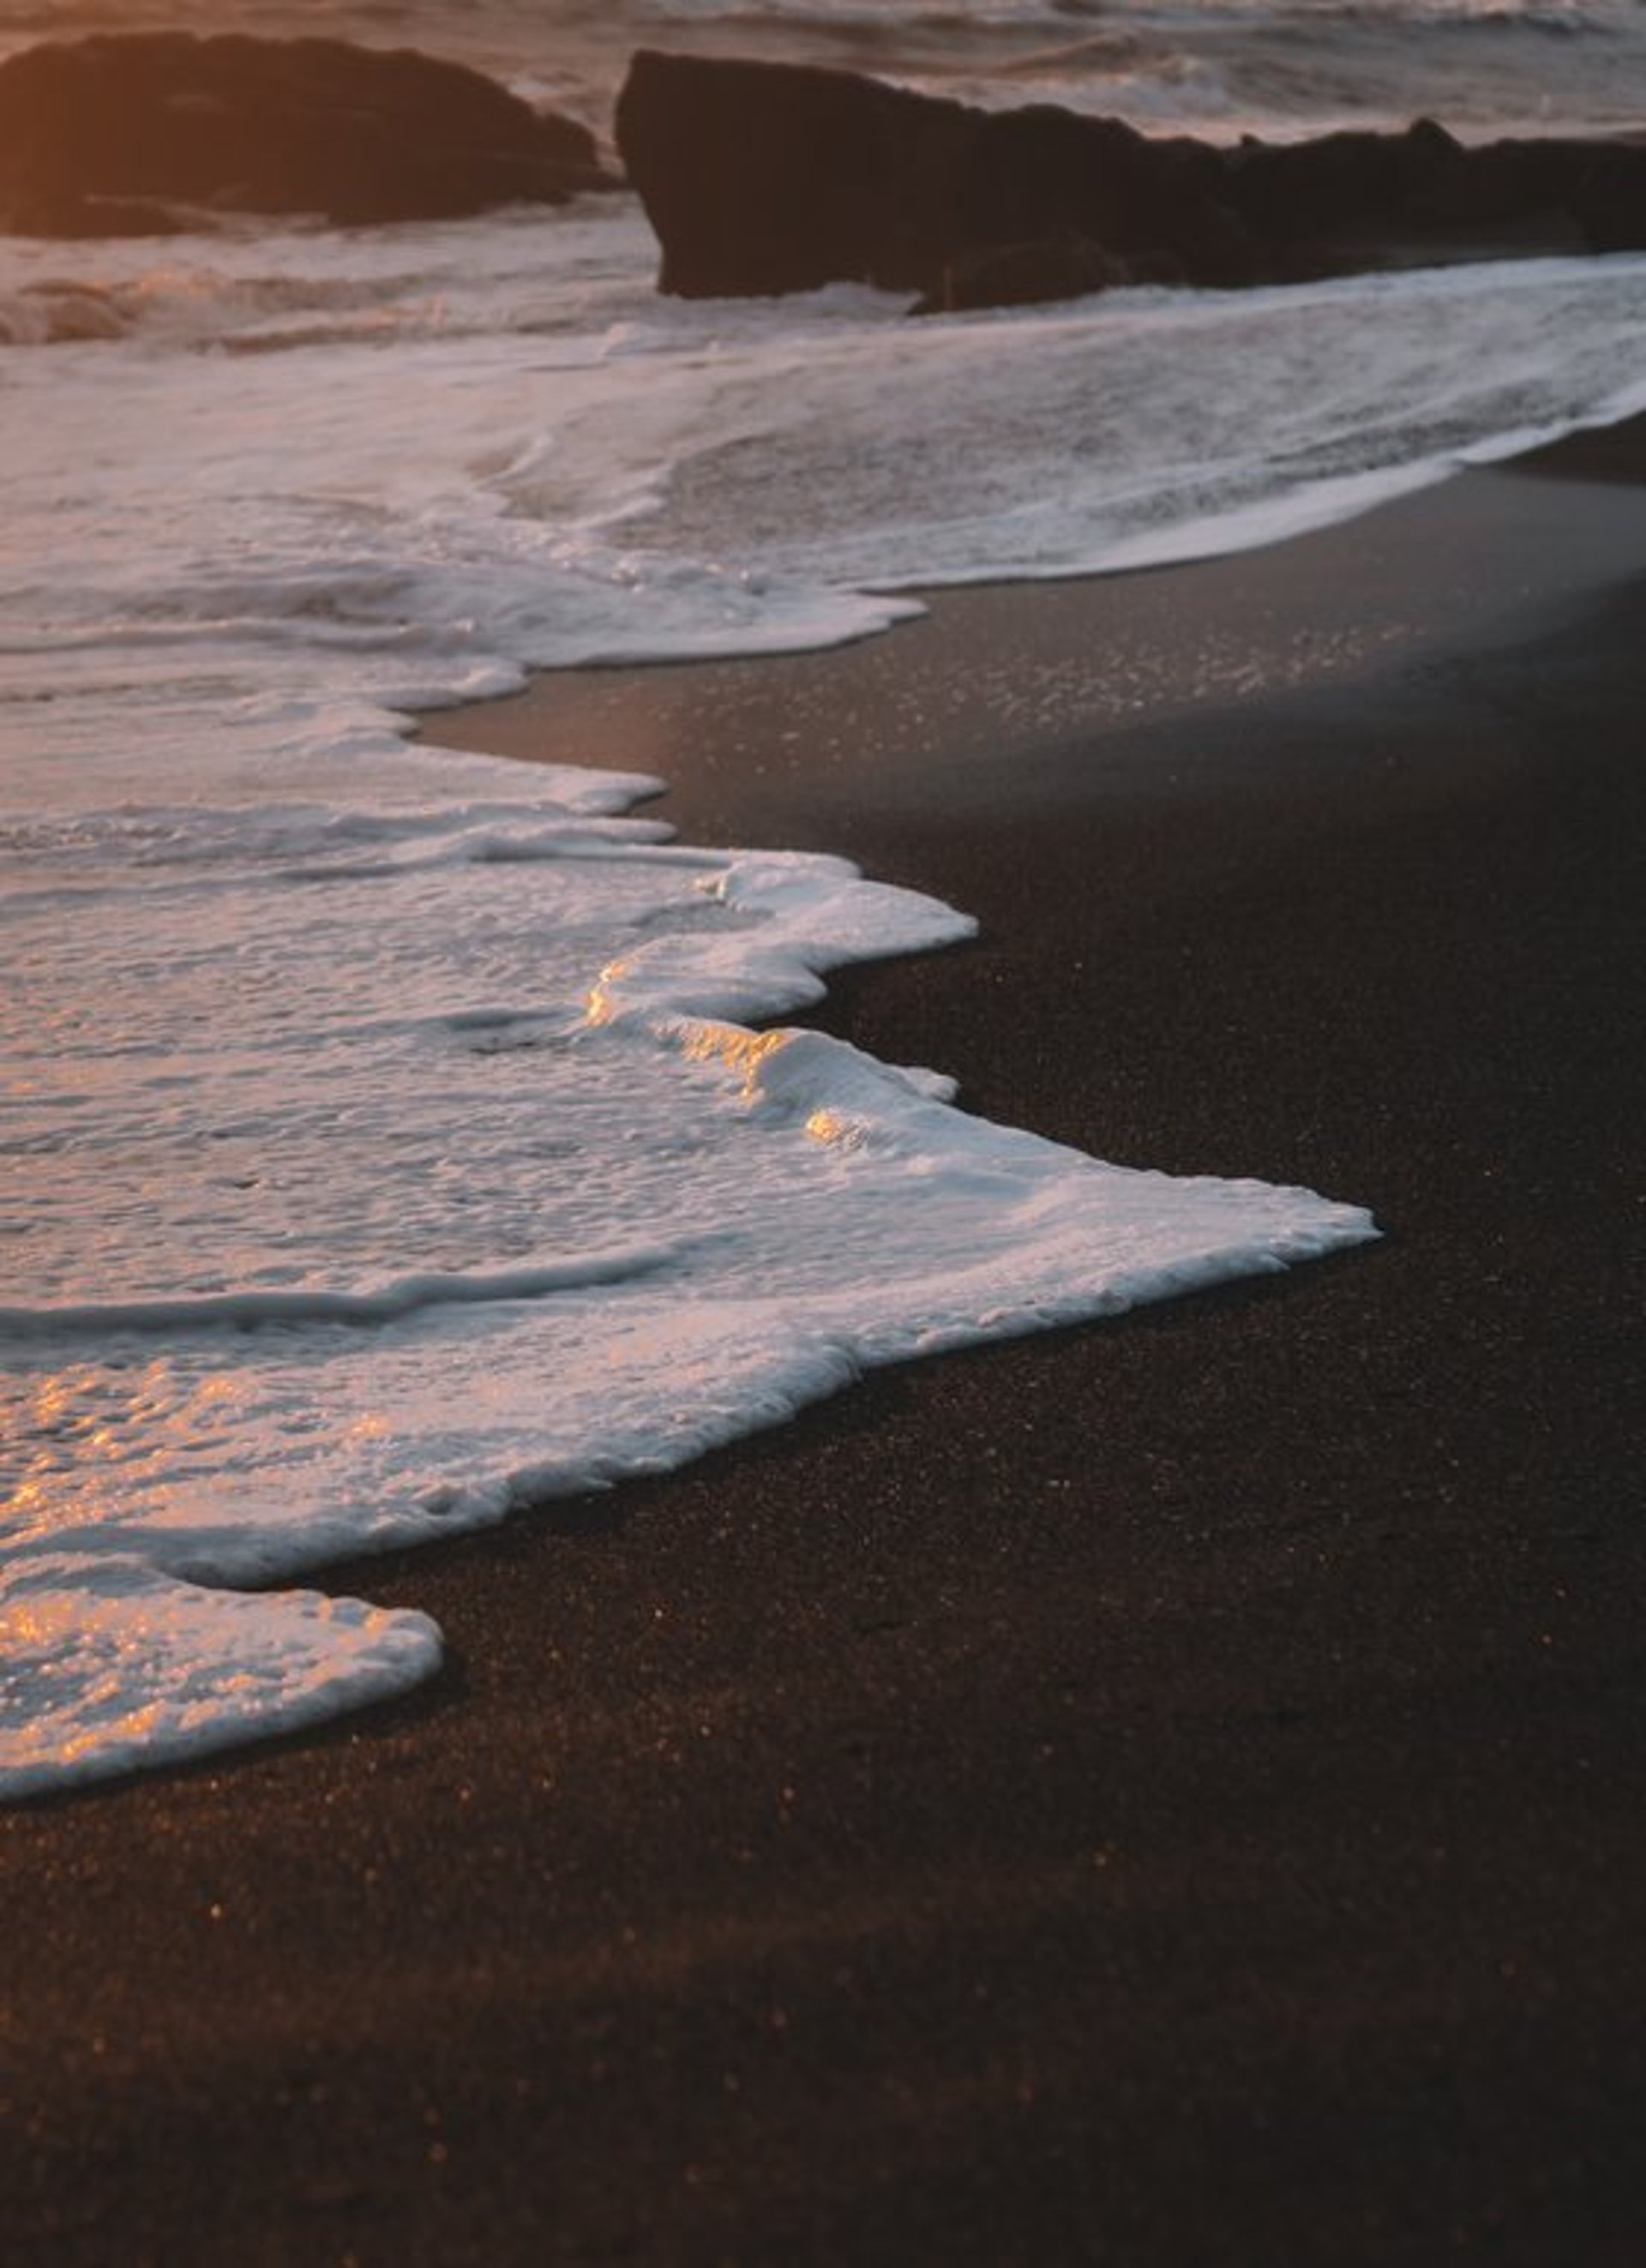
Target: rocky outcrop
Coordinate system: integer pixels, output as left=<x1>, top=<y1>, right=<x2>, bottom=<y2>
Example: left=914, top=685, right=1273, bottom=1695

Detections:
left=615, top=48, right=1646, bottom=309
left=0, top=33, right=614, bottom=237
left=912, top=238, right=1132, bottom=318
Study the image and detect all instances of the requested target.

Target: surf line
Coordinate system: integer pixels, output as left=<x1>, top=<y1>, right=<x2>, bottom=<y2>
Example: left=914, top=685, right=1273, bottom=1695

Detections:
left=0, top=1242, right=692, bottom=1345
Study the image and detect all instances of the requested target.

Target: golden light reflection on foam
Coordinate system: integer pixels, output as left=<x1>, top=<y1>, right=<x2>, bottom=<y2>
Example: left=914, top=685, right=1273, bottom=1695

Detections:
left=4, top=1359, right=256, bottom=1540
left=3, top=1571, right=274, bottom=1765
left=679, top=1023, right=789, bottom=1100
left=582, top=951, right=646, bottom=1026
left=804, top=1107, right=857, bottom=1148
left=0, top=1591, right=83, bottom=1651
left=26, top=1371, right=80, bottom=1431
left=55, top=1693, right=170, bottom=1768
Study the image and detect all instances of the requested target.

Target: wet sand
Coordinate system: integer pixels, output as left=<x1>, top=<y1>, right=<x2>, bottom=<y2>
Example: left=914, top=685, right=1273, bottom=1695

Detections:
left=4, top=427, right=1644, bottom=2265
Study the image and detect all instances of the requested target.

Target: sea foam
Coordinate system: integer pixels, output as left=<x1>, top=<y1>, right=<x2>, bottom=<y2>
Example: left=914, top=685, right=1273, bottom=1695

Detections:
left=3, top=195, right=1642, bottom=1796
left=1, top=760, right=1376, bottom=1798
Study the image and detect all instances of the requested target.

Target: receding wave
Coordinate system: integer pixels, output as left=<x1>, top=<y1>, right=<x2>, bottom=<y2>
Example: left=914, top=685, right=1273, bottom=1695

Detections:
left=0, top=279, right=130, bottom=345
left=0, top=1247, right=688, bottom=1346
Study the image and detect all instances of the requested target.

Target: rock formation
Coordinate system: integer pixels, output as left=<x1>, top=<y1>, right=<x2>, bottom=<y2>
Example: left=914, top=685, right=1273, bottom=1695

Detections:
left=0, top=33, right=614, bottom=237
left=615, top=48, right=1646, bottom=311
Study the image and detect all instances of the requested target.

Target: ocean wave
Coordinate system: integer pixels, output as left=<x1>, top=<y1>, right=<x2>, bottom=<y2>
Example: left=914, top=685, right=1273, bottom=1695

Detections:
left=0, top=277, right=129, bottom=343
left=5, top=0, right=1642, bottom=145
left=0, top=1247, right=689, bottom=1345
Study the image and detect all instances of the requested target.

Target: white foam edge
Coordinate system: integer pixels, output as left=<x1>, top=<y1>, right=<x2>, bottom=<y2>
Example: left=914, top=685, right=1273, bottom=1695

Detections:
left=855, top=372, right=1646, bottom=596
left=0, top=1553, right=442, bottom=1803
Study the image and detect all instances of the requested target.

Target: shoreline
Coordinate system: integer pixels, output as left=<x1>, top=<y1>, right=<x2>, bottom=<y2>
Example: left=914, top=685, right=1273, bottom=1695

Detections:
left=5, top=423, right=1644, bottom=2265
left=431, top=417, right=1646, bottom=844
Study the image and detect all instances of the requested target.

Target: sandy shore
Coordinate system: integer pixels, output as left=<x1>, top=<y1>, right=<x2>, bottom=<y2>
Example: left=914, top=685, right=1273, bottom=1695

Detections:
left=4, top=426, right=1644, bottom=2266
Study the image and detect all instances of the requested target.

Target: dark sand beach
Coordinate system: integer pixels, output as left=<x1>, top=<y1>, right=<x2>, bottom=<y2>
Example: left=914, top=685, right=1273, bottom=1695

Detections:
left=4, top=424, right=1643, bottom=2265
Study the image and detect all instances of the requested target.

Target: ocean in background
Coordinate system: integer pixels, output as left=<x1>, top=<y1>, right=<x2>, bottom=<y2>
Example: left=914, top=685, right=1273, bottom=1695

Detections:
left=2, top=0, right=1643, bottom=1797
left=6, top=0, right=1646, bottom=141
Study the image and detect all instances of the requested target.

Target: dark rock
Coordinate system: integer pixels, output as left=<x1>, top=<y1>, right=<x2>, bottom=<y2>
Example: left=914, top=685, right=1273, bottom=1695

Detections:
left=0, top=32, right=616, bottom=237
left=615, top=48, right=971, bottom=297
left=1570, top=143, right=1646, bottom=253
left=615, top=48, right=1646, bottom=310
left=910, top=238, right=1131, bottom=317
left=1220, top=115, right=1625, bottom=267
left=613, top=51, right=1246, bottom=300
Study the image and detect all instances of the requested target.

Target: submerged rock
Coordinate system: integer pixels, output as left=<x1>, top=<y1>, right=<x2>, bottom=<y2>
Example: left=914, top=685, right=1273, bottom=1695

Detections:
left=616, top=48, right=1646, bottom=311
left=0, top=32, right=615, bottom=237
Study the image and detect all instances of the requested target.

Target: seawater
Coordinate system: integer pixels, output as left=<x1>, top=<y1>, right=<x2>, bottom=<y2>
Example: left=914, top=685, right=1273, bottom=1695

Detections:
left=3, top=2, right=1643, bottom=1797
left=6, top=0, right=1646, bottom=141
